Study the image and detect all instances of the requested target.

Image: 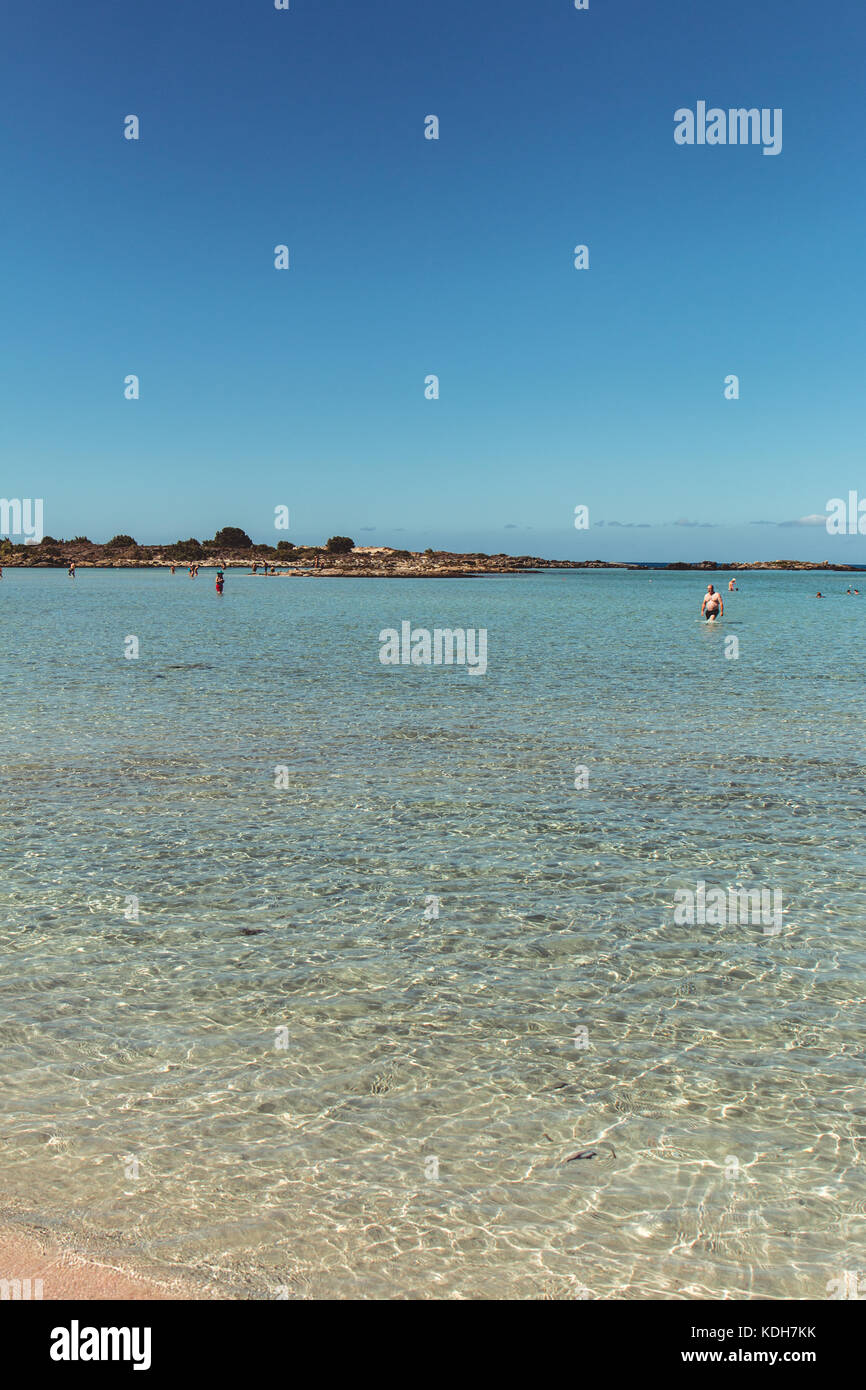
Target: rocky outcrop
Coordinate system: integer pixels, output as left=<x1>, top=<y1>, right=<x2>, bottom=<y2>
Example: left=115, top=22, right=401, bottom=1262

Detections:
left=1, top=543, right=860, bottom=574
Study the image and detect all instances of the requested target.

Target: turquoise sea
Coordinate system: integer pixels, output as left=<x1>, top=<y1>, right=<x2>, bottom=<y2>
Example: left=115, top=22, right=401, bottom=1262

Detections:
left=1, top=566, right=864, bottom=1299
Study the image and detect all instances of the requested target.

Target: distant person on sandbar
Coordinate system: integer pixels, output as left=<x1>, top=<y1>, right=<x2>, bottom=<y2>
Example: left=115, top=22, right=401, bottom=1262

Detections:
left=701, top=584, right=723, bottom=621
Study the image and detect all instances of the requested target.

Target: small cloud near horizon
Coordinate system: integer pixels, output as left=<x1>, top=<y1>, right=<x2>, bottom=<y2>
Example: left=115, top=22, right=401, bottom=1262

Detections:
left=778, top=514, right=826, bottom=527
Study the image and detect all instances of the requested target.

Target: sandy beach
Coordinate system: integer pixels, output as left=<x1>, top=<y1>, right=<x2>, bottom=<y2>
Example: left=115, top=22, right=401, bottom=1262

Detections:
left=0, top=1223, right=217, bottom=1301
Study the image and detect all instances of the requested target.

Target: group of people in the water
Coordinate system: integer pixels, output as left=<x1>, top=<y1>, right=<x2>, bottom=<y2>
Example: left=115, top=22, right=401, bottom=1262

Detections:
left=700, top=577, right=740, bottom=617
left=700, top=578, right=737, bottom=618
left=703, top=579, right=860, bottom=612
left=2, top=563, right=860, bottom=608
left=167, top=563, right=202, bottom=577
left=165, top=561, right=224, bottom=591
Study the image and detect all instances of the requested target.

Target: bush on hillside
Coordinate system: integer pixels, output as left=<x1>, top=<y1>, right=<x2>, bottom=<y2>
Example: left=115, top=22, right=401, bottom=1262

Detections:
left=168, top=538, right=205, bottom=560
left=212, top=526, right=252, bottom=549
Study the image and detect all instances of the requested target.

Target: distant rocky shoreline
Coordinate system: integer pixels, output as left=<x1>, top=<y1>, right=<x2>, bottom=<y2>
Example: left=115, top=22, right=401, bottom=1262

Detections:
left=1, top=540, right=861, bottom=575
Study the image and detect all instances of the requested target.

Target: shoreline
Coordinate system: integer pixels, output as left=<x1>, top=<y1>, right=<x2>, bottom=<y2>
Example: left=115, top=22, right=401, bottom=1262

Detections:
left=0, top=1218, right=226, bottom=1301
left=2, top=557, right=864, bottom=576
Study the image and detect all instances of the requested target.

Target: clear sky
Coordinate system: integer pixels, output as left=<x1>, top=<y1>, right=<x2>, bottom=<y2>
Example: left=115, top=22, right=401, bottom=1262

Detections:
left=1, top=0, right=863, bottom=560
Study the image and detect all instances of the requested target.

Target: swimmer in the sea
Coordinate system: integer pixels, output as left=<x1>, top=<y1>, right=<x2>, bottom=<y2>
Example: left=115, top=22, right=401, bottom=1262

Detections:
left=728, top=578, right=737, bottom=591
left=701, top=584, right=723, bottom=621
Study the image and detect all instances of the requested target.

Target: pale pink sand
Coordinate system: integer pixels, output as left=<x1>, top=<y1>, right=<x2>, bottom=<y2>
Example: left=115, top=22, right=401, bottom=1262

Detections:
left=0, top=1226, right=219, bottom=1300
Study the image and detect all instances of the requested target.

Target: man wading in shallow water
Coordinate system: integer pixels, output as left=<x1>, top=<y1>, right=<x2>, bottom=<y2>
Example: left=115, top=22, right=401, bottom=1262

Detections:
left=701, top=584, right=723, bottom=621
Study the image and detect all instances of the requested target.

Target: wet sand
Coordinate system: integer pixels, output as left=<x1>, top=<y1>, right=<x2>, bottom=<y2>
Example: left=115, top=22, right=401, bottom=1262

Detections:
left=0, top=1225, right=217, bottom=1301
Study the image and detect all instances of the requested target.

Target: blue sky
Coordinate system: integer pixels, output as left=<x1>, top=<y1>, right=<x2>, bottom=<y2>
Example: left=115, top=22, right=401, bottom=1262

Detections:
left=1, top=0, right=863, bottom=560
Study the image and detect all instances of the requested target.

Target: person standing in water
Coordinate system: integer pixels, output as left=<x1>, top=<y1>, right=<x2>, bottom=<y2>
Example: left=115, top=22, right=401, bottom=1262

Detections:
left=215, top=567, right=224, bottom=595
left=68, top=562, right=75, bottom=578
left=701, top=584, right=723, bottom=620
left=728, top=577, right=737, bottom=591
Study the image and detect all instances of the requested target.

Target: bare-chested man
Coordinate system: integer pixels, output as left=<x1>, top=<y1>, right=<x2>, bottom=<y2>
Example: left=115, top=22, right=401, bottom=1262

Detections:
left=701, top=583, right=723, bottom=621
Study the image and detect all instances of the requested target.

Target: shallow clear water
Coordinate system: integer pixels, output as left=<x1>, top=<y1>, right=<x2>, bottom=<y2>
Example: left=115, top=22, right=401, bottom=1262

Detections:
left=1, top=566, right=864, bottom=1299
